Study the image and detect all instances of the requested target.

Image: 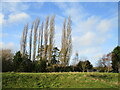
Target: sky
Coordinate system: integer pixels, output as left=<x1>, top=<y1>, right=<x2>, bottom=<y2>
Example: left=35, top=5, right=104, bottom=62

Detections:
left=0, top=2, right=118, bottom=66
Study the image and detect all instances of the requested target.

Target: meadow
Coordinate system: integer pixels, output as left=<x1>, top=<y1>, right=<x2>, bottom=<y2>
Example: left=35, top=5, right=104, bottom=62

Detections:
left=2, top=72, right=119, bottom=88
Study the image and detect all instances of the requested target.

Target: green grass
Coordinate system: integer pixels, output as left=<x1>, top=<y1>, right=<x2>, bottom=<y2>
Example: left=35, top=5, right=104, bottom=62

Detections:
left=2, top=72, right=119, bottom=88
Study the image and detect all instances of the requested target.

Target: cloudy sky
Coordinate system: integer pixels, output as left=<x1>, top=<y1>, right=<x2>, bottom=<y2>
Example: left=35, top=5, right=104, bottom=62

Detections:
left=0, top=2, right=118, bottom=66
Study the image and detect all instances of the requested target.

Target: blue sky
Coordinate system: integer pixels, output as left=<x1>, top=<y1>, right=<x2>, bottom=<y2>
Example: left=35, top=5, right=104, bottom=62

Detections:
left=0, top=2, right=118, bottom=66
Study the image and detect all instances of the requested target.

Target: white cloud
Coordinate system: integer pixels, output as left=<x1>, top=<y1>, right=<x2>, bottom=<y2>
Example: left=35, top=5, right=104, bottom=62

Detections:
left=2, top=12, right=30, bottom=26
left=77, top=16, right=99, bottom=33
left=78, top=32, right=95, bottom=46
left=55, top=2, right=86, bottom=23
left=2, top=2, right=31, bottom=26
left=93, top=53, right=104, bottom=61
left=72, top=16, right=115, bottom=52
left=3, top=2, right=29, bottom=13
left=96, top=19, right=112, bottom=34
left=0, top=13, right=4, bottom=25
left=7, top=12, right=30, bottom=24
left=54, top=2, right=117, bottom=66
left=0, top=33, right=8, bottom=38
left=73, top=17, right=114, bottom=46
left=79, top=47, right=100, bottom=56
left=0, top=42, right=18, bottom=51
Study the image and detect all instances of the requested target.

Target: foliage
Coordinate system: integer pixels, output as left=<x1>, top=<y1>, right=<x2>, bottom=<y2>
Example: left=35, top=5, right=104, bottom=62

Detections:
left=77, top=60, right=93, bottom=72
left=46, top=65, right=74, bottom=72
left=97, top=53, right=112, bottom=72
left=51, top=47, right=60, bottom=65
left=13, top=51, right=32, bottom=72
left=2, top=16, right=120, bottom=73
left=2, top=49, right=94, bottom=73
left=13, top=51, right=23, bottom=71
left=1, top=49, right=14, bottom=72
left=72, top=52, right=79, bottom=66
left=46, top=64, right=59, bottom=72
left=18, top=55, right=32, bottom=72
left=34, top=60, right=47, bottom=72
left=112, top=46, right=120, bottom=73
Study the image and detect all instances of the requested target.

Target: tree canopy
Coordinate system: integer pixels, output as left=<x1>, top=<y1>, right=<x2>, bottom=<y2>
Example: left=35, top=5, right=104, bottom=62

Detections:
left=112, top=46, right=120, bottom=73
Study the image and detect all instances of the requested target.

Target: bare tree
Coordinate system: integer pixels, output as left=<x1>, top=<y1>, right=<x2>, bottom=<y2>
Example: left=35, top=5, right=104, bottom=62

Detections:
left=97, top=53, right=112, bottom=72
left=60, top=16, right=72, bottom=66
left=20, top=31, right=24, bottom=55
left=81, top=61, right=87, bottom=72
left=80, top=56, right=88, bottom=72
left=29, top=22, right=34, bottom=60
left=37, top=23, right=41, bottom=56
left=66, top=16, right=72, bottom=65
left=40, top=22, right=44, bottom=61
left=20, top=23, right=28, bottom=57
left=72, top=52, right=79, bottom=66
left=37, top=21, right=44, bottom=61
left=32, top=18, right=40, bottom=61
left=44, top=16, right=49, bottom=61
left=102, top=53, right=112, bottom=72
left=1, top=49, right=14, bottom=72
left=106, top=53, right=112, bottom=72
left=48, top=15, right=55, bottom=64
left=60, top=18, right=67, bottom=65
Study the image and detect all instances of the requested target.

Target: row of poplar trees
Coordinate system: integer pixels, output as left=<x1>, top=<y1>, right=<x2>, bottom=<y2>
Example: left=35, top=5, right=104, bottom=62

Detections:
left=20, top=15, right=72, bottom=66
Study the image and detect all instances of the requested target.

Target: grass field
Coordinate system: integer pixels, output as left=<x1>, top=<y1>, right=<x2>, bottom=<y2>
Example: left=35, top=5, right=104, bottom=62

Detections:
left=2, top=72, right=119, bottom=88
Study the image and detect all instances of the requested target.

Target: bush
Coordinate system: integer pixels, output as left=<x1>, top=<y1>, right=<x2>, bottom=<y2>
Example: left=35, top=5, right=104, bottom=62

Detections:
left=97, top=67, right=108, bottom=72
left=34, top=60, right=47, bottom=72
left=1, top=49, right=14, bottom=72
left=112, top=46, right=120, bottom=73
left=72, top=66, right=81, bottom=72
left=13, top=51, right=33, bottom=72
left=46, top=65, right=76, bottom=72
left=46, top=64, right=59, bottom=72
left=77, top=60, right=93, bottom=72
left=18, top=59, right=32, bottom=72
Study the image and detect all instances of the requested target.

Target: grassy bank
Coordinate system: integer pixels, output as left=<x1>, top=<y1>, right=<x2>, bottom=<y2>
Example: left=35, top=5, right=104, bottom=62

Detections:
left=2, top=72, right=119, bottom=88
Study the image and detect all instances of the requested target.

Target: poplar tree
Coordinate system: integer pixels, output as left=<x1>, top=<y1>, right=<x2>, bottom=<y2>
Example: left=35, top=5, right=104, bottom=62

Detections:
left=32, top=18, right=40, bottom=61
left=48, top=15, right=55, bottom=64
left=29, top=22, right=34, bottom=60
left=60, top=16, right=72, bottom=66
left=60, top=18, right=67, bottom=65
left=40, top=22, right=44, bottom=61
left=37, top=23, right=41, bottom=56
left=66, top=16, right=72, bottom=65
left=20, top=23, right=28, bottom=57
left=44, top=16, right=49, bottom=61
left=37, top=22, right=44, bottom=61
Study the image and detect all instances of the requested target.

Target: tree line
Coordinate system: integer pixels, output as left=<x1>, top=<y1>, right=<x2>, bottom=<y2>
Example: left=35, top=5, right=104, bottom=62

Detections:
left=20, top=16, right=72, bottom=66
left=1, top=16, right=120, bottom=73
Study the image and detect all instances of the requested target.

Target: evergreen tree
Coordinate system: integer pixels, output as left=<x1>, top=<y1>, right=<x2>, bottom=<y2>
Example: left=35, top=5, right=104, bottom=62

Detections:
left=48, top=15, right=55, bottom=64
left=112, top=46, right=120, bottom=73
left=13, top=51, right=23, bottom=71
left=33, top=18, right=40, bottom=61
left=51, top=47, right=60, bottom=65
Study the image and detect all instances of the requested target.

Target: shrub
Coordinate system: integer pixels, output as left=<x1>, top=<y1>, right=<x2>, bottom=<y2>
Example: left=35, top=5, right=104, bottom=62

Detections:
left=34, top=60, right=47, bottom=72
left=1, top=49, right=14, bottom=72
left=112, top=46, right=120, bottom=73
